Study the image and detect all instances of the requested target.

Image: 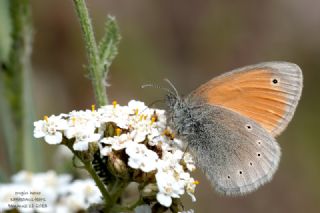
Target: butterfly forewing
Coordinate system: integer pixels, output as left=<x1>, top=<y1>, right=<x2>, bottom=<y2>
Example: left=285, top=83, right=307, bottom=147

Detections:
left=185, top=103, right=281, bottom=195
left=189, top=62, right=303, bottom=136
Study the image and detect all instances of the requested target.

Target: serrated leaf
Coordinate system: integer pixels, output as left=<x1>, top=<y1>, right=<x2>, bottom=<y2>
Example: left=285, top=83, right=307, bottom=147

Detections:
left=98, top=15, right=121, bottom=75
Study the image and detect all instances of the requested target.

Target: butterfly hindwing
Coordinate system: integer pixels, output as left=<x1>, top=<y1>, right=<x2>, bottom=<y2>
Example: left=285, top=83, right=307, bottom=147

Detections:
left=184, top=103, right=281, bottom=195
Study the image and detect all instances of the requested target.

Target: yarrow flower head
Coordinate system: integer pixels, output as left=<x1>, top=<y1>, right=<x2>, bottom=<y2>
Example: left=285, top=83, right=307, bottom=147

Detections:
left=33, top=100, right=198, bottom=210
left=34, top=115, right=68, bottom=144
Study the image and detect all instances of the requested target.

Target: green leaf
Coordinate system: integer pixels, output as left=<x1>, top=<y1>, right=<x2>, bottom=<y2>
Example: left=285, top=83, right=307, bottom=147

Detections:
left=98, top=15, right=121, bottom=76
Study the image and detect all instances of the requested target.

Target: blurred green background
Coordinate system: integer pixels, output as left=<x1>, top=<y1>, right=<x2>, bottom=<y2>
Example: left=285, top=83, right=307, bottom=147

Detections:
left=2, top=0, right=320, bottom=212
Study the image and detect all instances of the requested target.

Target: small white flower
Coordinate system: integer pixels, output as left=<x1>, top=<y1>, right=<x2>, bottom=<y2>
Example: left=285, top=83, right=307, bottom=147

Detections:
left=128, top=100, right=147, bottom=114
left=33, top=115, right=68, bottom=144
left=69, top=179, right=102, bottom=204
left=160, top=149, right=184, bottom=167
left=101, top=133, right=133, bottom=151
left=64, top=121, right=101, bottom=151
left=68, top=109, right=101, bottom=128
left=186, top=178, right=197, bottom=202
left=99, top=143, right=113, bottom=156
left=99, top=105, right=130, bottom=129
left=156, top=192, right=172, bottom=207
left=126, top=143, right=158, bottom=172
left=61, top=179, right=102, bottom=211
left=183, top=152, right=196, bottom=172
left=131, top=129, right=148, bottom=143
left=73, top=127, right=101, bottom=151
left=155, top=170, right=185, bottom=207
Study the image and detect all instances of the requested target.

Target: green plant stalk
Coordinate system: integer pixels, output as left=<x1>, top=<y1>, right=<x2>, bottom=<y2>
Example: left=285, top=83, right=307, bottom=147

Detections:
left=72, top=0, right=108, bottom=106
left=0, top=0, right=41, bottom=173
left=72, top=0, right=130, bottom=210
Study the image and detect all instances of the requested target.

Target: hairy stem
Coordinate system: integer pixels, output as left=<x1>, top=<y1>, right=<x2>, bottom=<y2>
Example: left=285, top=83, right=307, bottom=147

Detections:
left=72, top=0, right=108, bottom=106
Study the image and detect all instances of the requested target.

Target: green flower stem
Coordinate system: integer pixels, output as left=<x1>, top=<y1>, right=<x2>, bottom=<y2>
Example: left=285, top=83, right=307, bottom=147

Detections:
left=64, top=141, right=113, bottom=212
left=110, top=178, right=129, bottom=201
left=66, top=141, right=131, bottom=212
left=72, top=0, right=108, bottom=106
left=82, top=160, right=113, bottom=208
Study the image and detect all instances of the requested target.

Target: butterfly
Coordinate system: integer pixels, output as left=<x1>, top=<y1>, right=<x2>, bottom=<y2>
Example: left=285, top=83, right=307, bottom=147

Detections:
left=164, top=61, right=303, bottom=195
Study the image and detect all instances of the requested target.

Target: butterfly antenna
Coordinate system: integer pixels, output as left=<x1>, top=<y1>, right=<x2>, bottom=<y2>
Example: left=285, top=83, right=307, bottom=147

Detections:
left=141, top=83, right=173, bottom=95
left=139, top=99, right=164, bottom=115
left=164, top=79, right=179, bottom=98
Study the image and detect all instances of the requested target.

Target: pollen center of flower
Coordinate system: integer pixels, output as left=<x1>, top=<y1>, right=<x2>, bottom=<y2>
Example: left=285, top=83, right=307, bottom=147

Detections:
left=91, top=104, right=95, bottom=112
left=115, top=128, right=122, bottom=136
left=47, top=125, right=57, bottom=134
left=165, top=186, right=173, bottom=194
left=44, top=115, right=49, bottom=122
left=112, top=100, right=117, bottom=108
left=71, top=117, right=76, bottom=125
left=193, top=180, right=200, bottom=185
left=151, top=116, right=156, bottom=124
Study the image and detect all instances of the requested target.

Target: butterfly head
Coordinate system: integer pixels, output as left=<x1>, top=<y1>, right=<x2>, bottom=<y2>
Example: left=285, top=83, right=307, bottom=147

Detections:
left=162, top=79, right=182, bottom=111
left=163, top=80, right=198, bottom=136
left=142, top=79, right=192, bottom=134
left=165, top=91, right=180, bottom=111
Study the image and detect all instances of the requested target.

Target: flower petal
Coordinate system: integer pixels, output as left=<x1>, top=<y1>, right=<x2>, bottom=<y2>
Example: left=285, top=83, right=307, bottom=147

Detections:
left=156, top=193, right=172, bottom=207
left=44, top=132, right=63, bottom=144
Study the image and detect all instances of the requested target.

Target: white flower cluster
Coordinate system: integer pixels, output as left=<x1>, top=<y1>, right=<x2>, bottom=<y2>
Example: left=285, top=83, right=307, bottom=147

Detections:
left=0, top=171, right=102, bottom=213
left=33, top=100, right=197, bottom=207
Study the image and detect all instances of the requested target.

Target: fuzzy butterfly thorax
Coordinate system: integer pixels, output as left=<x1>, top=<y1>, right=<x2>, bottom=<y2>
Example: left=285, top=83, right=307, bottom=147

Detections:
left=165, top=93, right=201, bottom=136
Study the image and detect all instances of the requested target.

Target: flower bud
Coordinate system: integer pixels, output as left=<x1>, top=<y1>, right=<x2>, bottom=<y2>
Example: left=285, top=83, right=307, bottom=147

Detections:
left=108, top=152, right=129, bottom=179
left=141, top=183, right=158, bottom=197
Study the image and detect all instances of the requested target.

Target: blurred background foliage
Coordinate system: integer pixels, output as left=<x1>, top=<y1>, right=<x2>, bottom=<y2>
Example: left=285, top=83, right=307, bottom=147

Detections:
left=1, top=0, right=320, bottom=212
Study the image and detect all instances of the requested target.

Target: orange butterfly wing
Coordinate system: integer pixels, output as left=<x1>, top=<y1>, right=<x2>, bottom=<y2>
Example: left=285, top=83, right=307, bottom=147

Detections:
left=190, top=62, right=303, bottom=136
